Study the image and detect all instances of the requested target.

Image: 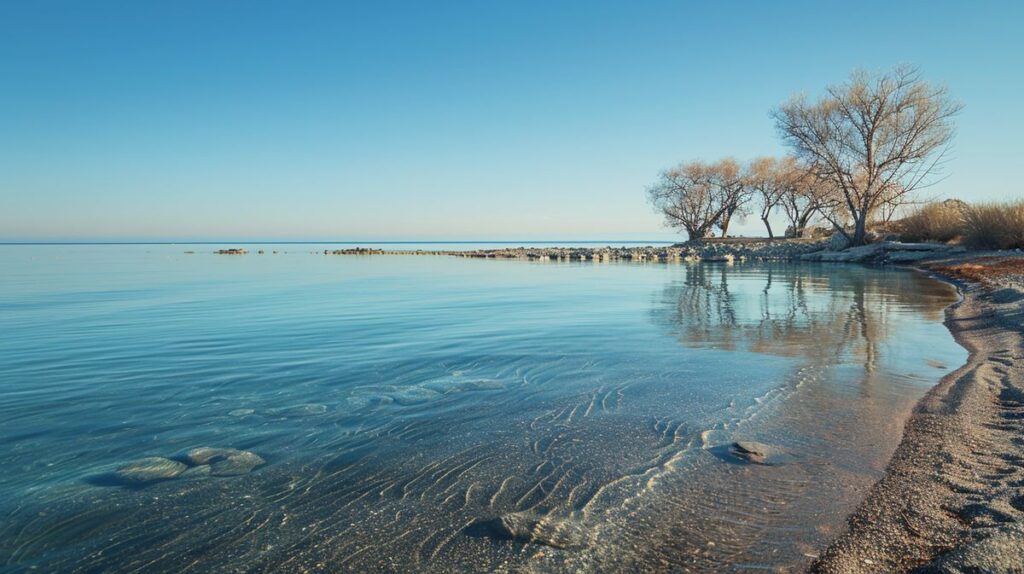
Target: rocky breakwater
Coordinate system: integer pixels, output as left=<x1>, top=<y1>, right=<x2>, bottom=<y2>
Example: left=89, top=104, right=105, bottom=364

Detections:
left=455, top=240, right=829, bottom=263
left=455, top=246, right=682, bottom=261
left=324, top=248, right=386, bottom=255
left=679, top=239, right=829, bottom=262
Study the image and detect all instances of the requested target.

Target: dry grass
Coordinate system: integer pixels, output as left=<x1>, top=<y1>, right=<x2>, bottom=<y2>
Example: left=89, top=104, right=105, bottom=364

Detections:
left=962, top=201, right=1024, bottom=250
left=895, top=202, right=965, bottom=243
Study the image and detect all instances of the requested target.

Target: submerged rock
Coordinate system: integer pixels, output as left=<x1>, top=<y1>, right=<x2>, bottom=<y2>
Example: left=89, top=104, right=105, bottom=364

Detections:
left=729, top=441, right=776, bottom=465
left=186, top=447, right=265, bottom=476
left=209, top=451, right=265, bottom=476
left=228, top=408, right=255, bottom=417
left=114, top=457, right=187, bottom=484
left=186, top=447, right=245, bottom=466
left=179, top=465, right=212, bottom=479
left=467, top=512, right=586, bottom=549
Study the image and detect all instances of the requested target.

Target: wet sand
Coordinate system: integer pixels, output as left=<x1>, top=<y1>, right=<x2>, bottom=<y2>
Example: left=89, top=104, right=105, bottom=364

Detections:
left=814, top=255, right=1024, bottom=572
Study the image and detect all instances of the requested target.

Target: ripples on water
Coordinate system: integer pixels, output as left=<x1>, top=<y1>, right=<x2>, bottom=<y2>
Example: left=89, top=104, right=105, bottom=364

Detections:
left=0, top=246, right=965, bottom=572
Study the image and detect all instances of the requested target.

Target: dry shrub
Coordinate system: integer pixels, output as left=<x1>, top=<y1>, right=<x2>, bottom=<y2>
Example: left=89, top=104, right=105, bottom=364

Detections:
left=895, top=201, right=966, bottom=243
left=963, top=201, right=1024, bottom=250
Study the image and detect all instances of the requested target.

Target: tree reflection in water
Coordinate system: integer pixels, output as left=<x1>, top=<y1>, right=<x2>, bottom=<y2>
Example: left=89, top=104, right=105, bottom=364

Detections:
left=657, top=261, right=948, bottom=380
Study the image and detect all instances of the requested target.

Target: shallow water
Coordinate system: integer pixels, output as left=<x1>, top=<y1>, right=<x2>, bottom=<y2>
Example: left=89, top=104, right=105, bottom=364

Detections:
left=0, top=246, right=965, bottom=572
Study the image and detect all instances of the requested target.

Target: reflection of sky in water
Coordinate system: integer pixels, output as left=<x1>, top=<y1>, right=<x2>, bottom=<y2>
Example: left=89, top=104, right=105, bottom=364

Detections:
left=0, top=246, right=965, bottom=571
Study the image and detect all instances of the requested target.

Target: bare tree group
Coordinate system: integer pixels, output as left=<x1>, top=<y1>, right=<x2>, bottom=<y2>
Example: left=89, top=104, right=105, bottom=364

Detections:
left=649, top=66, right=960, bottom=245
left=647, top=155, right=832, bottom=241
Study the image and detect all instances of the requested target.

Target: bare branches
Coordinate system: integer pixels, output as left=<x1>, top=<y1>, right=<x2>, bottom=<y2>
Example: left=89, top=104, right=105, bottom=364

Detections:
left=647, top=159, right=751, bottom=242
left=745, top=157, right=787, bottom=238
left=772, top=66, right=961, bottom=245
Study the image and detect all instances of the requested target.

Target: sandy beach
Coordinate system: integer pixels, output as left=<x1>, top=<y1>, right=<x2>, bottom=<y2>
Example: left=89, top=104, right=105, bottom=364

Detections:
left=814, top=255, right=1024, bottom=572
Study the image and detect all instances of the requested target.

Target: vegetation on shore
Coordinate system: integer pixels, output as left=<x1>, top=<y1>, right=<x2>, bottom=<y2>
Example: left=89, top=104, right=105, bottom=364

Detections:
left=896, top=199, right=1024, bottom=250
left=648, top=66, right=962, bottom=246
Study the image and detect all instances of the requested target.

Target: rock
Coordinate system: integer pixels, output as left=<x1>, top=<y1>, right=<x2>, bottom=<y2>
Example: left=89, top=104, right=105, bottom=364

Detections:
left=209, top=451, right=265, bottom=476
left=179, top=465, right=212, bottom=479
left=186, top=447, right=246, bottom=466
left=114, top=457, right=188, bottom=484
left=228, top=408, right=255, bottom=417
left=467, top=512, right=586, bottom=549
left=829, top=233, right=852, bottom=251
left=186, top=447, right=265, bottom=476
left=729, top=441, right=775, bottom=465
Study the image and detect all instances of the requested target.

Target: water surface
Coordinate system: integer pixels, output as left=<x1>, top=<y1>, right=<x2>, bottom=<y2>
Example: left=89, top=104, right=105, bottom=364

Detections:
left=0, top=246, right=965, bottom=572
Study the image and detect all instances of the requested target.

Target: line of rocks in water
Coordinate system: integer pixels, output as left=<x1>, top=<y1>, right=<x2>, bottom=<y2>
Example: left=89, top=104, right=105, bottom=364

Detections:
left=446, top=242, right=828, bottom=262
left=210, top=241, right=831, bottom=261
left=207, top=239, right=985, bottom=265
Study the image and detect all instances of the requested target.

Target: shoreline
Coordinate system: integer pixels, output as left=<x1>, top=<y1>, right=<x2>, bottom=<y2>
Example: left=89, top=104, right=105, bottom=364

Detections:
left=813, top=254, right=1024, bottom=572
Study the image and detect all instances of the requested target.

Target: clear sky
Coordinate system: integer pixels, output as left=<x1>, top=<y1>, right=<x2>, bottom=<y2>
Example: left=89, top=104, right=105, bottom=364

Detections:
left=1, top=1, right=1021, bottom=242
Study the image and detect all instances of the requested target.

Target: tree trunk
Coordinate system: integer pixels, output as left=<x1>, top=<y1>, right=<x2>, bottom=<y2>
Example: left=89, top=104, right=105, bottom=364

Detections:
left=796, top=209, right=815, bottom=238
left=762, top=217, right=774, bottom=239
left=852, top=214, right=868, bottom=246
left=720, top=214, right=731, bottom=238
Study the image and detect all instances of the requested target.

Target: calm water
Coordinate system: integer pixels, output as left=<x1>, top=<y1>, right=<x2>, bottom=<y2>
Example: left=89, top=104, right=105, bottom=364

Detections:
left=0, top=246, right=965, bottom=572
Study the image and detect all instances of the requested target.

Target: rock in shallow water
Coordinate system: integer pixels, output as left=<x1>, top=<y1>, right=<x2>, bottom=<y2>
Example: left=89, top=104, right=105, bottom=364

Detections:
left=186, top=447, right=245, bottom=465
left=210, top=451, right=265, bottom=476
left=179, top=465, right=212, bottom=479
left=114, top=457, right=188, bottom=484
left=185, top=447, right=265, bottom=476
left=467, top=512, right=586, bottom=549
left=729, top=441, right=775, bottom=465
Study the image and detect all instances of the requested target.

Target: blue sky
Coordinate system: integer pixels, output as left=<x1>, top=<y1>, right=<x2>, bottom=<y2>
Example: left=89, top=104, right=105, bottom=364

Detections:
left=1, top=1, right=1021, bottom=241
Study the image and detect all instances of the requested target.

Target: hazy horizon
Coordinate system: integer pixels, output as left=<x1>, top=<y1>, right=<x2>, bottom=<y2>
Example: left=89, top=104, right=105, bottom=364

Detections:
left=2, top=1, right=1021, bottom=241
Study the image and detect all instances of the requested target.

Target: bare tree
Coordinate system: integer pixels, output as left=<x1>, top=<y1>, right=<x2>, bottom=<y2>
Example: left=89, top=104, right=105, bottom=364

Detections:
left=772, top=66, right=961, bottom=245
left=648, top=160, right=736, bottom=242
left=778, top=161, right=839, bottom=237
left=710, top=158, right=750, bottom=238
left=745, top=157, right=786, bottom=238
